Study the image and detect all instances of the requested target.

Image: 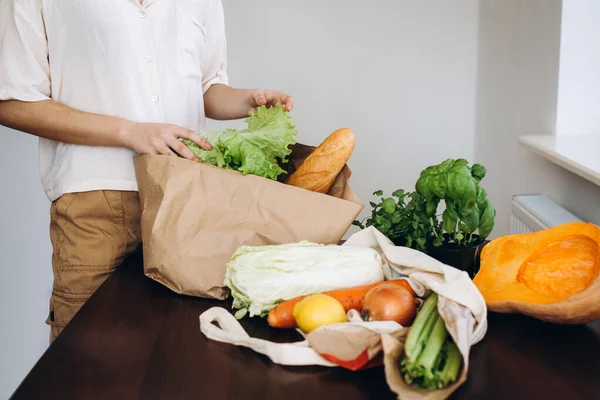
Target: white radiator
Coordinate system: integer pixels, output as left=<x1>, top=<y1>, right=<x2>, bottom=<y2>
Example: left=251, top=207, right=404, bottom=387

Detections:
left=510, top=194, right=581, bottom=234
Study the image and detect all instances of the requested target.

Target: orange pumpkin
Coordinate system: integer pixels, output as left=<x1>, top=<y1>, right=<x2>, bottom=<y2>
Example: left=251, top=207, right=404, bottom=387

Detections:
left=473, top=221, right=600, bottom=324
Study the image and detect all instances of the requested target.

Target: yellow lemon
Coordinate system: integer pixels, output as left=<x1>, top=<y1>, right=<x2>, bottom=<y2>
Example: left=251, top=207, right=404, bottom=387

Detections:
left=292, top=294, right=347, bottom=334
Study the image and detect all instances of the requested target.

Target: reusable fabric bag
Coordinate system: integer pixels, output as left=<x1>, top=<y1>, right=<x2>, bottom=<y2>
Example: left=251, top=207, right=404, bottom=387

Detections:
left=199, top=226, right=488, bottom=399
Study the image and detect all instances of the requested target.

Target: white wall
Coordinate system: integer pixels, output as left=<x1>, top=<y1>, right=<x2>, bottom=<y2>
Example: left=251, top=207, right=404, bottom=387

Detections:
left=1, top=0, right=478, bottom=396
left=475, top=0, right=600, bottom=238
left=555, top=0, right=600, bottom=136
left=0, top=127, right=53, bottom=399
left=211, top=0, right=480, bottom=228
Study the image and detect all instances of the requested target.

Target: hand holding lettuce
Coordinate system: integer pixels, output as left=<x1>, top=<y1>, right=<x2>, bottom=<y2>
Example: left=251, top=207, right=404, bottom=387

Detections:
left=182, top=104, right=356, bottom=196
left=182, top=104, right=297, bottom=180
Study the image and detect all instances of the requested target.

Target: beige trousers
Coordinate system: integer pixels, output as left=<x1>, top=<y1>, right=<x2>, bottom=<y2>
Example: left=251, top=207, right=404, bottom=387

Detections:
left=46, top=190, right=142, bottom=343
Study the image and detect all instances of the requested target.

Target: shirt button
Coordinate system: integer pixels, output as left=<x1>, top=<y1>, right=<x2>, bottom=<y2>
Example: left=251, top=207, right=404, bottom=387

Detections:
left=146, top=55, right=153, bottom=62
left=151, top=95, right=159, bottom=102
left=140, top=11, right=147, bottom=18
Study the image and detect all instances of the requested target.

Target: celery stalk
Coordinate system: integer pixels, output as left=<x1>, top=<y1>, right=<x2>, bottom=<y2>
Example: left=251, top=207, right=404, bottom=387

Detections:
left=403, top=292, right=438, bottom=362
left=416, top=313, right=448, bottom=373
left=399, top=292, right=463, bottom=390
left=437, top=339, right=462, bottom=388
left=402, top=306, right=441, bottom=380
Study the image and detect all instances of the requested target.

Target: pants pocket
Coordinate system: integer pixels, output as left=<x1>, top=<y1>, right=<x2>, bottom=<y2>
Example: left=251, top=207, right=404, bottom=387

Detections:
left=51, top=191, right=128, bottom=269
left=49, top=193, right=78, bottom=264
left=46, top=290, right=90, bottom=343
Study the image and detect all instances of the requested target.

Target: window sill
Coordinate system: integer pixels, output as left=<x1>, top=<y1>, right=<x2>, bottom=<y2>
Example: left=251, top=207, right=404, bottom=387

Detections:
left=519, top=134, right=600, bottom=187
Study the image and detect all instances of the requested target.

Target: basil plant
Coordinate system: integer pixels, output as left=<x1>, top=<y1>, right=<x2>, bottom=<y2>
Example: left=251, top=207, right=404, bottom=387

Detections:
left=415, top=159, right=496, bottom=247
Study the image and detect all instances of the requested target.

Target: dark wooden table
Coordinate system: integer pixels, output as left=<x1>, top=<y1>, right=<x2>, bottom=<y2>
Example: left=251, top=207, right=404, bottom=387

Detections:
left=10, top=251, right=600, bottom=400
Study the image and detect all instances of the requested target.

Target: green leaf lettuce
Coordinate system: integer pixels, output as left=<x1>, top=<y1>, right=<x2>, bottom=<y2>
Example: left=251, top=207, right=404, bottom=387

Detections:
left=182, top=104, right=297, bottom=180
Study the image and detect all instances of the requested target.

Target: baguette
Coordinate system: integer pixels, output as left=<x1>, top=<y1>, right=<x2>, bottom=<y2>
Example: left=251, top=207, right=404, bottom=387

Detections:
left=285, top=128, right=355, bottom=193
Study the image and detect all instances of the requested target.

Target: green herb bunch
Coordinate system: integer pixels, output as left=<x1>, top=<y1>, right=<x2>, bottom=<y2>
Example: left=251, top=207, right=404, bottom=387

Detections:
left=354, top=159, right=496, bottom=253
left=352, top=189, right=443, bottom=253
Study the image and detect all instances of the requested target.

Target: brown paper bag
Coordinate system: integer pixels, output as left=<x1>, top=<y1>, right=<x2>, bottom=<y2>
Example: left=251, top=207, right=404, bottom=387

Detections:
left=132, top=144, right=363, bottom=299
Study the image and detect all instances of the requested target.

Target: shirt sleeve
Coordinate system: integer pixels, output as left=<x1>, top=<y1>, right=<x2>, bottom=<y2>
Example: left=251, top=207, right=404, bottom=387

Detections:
left=0, top=0, right=51, bottom=102
left=200, top=0, right=229, bottom=94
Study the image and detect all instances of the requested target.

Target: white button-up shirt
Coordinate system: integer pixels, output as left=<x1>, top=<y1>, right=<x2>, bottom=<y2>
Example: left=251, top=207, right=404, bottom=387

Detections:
left=0, top=0, right=228, bottom=201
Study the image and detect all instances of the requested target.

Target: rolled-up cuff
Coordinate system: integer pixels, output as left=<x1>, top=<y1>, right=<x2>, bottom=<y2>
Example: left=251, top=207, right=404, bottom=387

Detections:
left=202, top=71, right=229, bottom=94
left=0, top=87, right=51, bottom=102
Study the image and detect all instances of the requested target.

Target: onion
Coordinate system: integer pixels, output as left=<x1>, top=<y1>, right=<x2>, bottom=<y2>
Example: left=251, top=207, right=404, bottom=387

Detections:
left=361, top=283, right=417, bottom=326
